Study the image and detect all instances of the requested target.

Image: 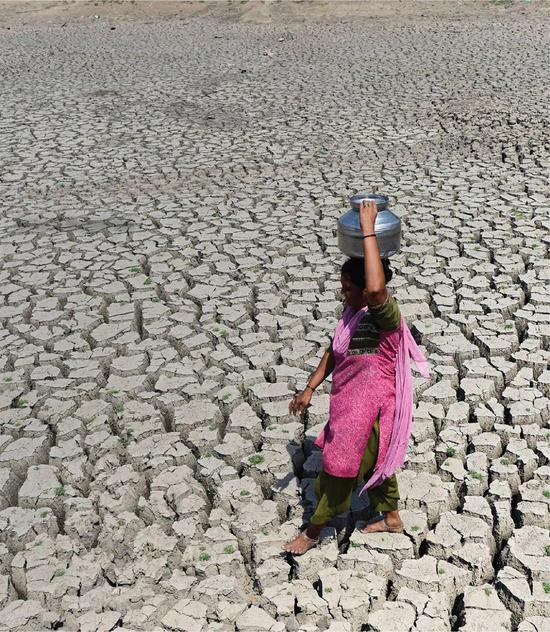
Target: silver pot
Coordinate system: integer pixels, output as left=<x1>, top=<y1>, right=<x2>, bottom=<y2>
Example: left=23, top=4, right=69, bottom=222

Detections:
left=337, top=192, right=401, bottom=259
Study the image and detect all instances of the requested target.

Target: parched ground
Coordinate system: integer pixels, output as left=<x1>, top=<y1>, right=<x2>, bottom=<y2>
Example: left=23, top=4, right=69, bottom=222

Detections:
left=0, top=1, right=549, bottom=630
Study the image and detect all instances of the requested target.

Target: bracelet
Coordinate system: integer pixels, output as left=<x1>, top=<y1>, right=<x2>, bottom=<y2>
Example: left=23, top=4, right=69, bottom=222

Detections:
left=304, top=385, right=315, bottom=392
left=362, top=233, right=376, bottom=239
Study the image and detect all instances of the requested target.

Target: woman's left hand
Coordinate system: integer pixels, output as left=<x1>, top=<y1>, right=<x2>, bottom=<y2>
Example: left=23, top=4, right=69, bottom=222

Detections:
left=359, top=199, right=378, bottom=233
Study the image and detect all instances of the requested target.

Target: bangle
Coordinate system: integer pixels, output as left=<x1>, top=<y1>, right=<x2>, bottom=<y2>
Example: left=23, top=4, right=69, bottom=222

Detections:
left=305, top=385, right=315, bottom=392
left=362, top=233, right=376, bottom=239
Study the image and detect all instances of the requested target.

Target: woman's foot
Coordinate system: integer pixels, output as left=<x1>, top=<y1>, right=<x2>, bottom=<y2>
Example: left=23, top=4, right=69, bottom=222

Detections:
left=361, top=510, right=403, bottom=534
left=282, top=530, right=320, bottom=556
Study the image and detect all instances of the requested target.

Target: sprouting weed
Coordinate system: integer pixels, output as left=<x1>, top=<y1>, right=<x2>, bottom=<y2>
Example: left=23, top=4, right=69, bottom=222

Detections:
left=199, top=552, right=210, bottom=562
left=446, top=447, right=456, bottom=457
left=55, top=485, right=65, bottom=496
left=114, top=403, right=124, bottom=414
left=470, top=471, right=483, bottom=481
left=545, top=545, right=550, bottom=557
left=248, top=454, right=264, bottom=466
left=500, top=458, right=511, bottom=466
left=130, top=267, right=141, bottom=273
left=240, top=489, right=251, bottom=497
left=54, top=569, right=65, bottom=577
left=144, top=277, right=152, bottom=285
left=40, top=511, right=49, bottom=518
left=350, top=541, right=361, bottom=548
left=484, top=586, right=492, bottom=596
left=438, top=567, right=446, bottom=575
left=543, top=582, right=550, bottom=594
left=4, top=376, right=12, bottom=383
left=325, top=587, right=333, bottom=593
left=410, top=525, right=420, bottom=532
left=223, top=545, right=236, bottom=555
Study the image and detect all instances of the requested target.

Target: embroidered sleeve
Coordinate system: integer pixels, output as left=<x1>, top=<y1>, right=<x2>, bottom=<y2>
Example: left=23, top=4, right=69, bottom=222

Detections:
left=369, top=293, right=401, bottom=331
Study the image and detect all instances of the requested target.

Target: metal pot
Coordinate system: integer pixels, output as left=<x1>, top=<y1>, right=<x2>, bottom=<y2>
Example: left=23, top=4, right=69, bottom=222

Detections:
left=337, top=192, right=401, bottom=259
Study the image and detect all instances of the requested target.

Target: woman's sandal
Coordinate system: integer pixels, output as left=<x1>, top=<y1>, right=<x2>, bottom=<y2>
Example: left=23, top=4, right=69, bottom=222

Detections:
left=361, top=518, right=404, bottom=534
left=282, top=531, right=320, bottom=556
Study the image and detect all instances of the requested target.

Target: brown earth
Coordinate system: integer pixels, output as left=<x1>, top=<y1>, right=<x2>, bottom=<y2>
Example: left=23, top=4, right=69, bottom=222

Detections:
left=1, top=0, right=549, bottom=27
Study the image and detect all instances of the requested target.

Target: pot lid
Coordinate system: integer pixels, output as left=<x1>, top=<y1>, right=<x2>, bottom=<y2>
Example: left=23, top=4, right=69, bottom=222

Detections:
left=350, top=192, right=389, bottom=211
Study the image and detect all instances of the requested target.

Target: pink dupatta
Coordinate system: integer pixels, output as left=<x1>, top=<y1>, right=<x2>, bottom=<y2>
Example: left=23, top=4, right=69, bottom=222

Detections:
left=331, top=307, right=430, bottom=495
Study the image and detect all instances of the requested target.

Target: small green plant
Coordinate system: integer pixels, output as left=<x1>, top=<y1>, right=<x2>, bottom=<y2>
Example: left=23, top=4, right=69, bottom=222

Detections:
left=12, top=397, right=27, bottom=408
left=470, top=470, right=484, bottom=481
left=117, top=519, right=125, bottom=527
left=410, top=525, right=420, bottom=532
left=223, top=545, right=236, bottom=555
left=446, top=447, right=456, bottom=457
left=544, top=582, right=550, bottom=594
left=4, top=376, right=12, bottom=383
left=325, top=587, right=333, bottom=593
left=55, top=485, right=65, bottom=496
left=222, top=393, right=230, bottom=401
left=350, top=541, right=361, bottom=548
left=286, top=590, right=292, bottom=595
left=438, top=567, right=446, bottom=575
left=248, top=454, right=264, bottom=466
left=199, top=552, right=210, bottom=562
left=144, top=277, right=152, bottom=285
left=240, top=489, right=251, bottom=497
left=484, top=586, right=492, bottom=596
left=114, top=403, right=124, bottom=414
left=130, top=267, right=141, bottom=273
left=54, top=569, right=65, bottom=577
left=545, top=545, right=550, bottom=557
left=500, top=458, right=511, bottom=466
left=542, top=489, right=550, bottom=499
left=40, top=510, right=49, bottom=518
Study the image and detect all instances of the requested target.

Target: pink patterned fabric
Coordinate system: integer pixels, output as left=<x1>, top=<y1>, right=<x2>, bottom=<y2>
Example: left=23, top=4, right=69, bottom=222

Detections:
left=314, top=306, right=430, bottom=488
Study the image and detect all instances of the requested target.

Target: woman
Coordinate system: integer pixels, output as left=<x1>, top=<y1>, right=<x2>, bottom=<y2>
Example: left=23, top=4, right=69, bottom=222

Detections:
left=283, top=199, right=428, bottom=556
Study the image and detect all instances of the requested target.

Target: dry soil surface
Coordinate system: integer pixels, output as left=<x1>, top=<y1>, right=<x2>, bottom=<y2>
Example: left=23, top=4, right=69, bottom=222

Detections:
left=0, top=1, right=549, bottom=631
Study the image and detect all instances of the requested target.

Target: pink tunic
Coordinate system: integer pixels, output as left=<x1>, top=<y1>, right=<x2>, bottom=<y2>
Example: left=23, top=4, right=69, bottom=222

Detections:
left=314, top=302, right=430, bottom=484
left=314, top=305, right=400, bottom=478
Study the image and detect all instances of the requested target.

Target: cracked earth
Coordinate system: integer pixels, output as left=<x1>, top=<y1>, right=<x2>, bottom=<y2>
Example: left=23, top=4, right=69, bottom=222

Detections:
left=0, top=1, right=549, bottom=630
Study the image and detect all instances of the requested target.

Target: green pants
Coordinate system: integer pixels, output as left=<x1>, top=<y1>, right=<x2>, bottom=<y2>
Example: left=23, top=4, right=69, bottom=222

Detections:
left=310, top=418, right=399, bottom=525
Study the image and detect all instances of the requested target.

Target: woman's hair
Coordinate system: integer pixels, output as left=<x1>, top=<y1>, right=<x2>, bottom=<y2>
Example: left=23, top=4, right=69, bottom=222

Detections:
left=341, top=257, right=393, bottom=288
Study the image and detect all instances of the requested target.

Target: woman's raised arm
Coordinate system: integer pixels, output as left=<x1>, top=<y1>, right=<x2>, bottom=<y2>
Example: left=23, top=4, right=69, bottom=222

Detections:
left=359, top=199, right=387, bottom=307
